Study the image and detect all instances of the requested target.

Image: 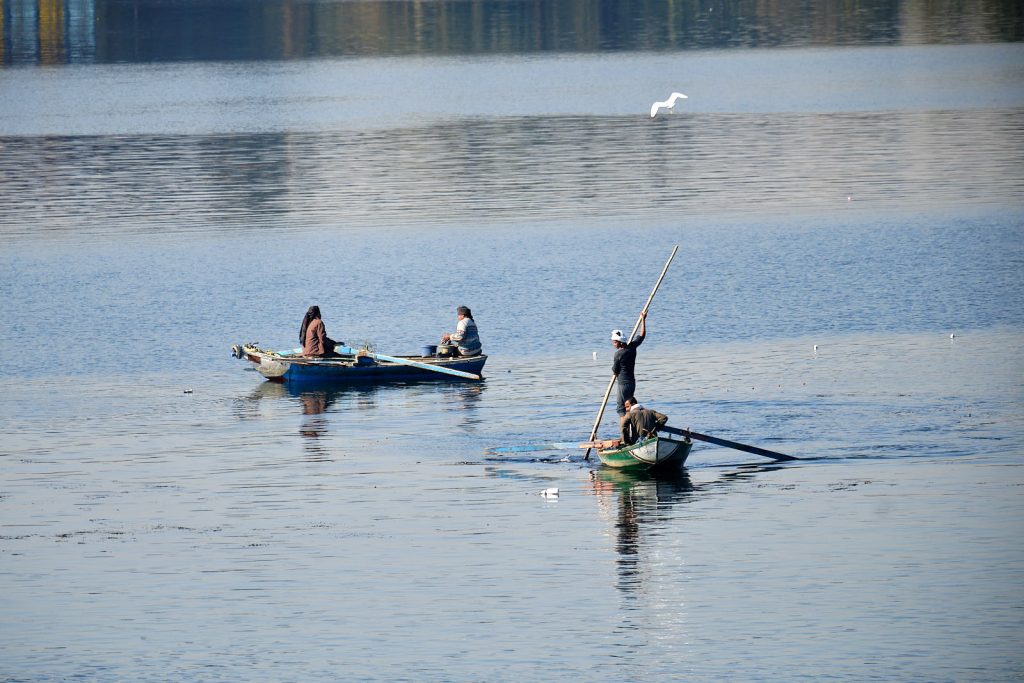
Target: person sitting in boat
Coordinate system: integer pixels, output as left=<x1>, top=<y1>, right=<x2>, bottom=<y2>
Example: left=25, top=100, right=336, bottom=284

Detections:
left=611, top=311, right=646, bottom=417
left=300, top=305, right=341, bottom=358
left=620, top=396, right=668, bottom=446
left=440, top=305, right=482, bottom=357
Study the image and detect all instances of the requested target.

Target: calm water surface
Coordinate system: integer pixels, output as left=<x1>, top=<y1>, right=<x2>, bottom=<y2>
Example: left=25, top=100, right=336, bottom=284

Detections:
left=3, top=330, right=1023, bottom=680
left=2, top=0, right=1023, bottom=680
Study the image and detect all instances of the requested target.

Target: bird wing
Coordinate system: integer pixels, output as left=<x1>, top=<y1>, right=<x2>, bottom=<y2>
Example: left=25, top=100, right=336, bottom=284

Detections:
left=651, top=97, right=673, bottom=116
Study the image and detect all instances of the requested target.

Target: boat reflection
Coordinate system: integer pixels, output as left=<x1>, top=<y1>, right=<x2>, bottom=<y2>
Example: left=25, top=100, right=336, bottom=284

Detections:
left=241, top=382, right=365, bottom=460
left=442, top=381, right=486, bottom=430
left=590, top=466, right=695, bottom=594
left=237, top=379, right=488, bottom=458
left=293, top=388, right=339, bottom=458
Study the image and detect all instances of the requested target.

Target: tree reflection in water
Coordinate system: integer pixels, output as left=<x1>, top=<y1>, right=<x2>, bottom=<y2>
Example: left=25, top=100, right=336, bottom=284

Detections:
left=7, top=0, right=1018, bottom=66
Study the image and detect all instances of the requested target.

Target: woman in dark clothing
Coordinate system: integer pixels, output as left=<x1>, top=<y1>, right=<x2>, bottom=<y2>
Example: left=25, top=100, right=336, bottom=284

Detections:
left=300, top=305, right=340, bottom=357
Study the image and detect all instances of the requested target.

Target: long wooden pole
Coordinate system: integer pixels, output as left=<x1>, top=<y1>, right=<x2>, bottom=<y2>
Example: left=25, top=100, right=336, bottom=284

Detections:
left=584, top=245, right=678, bottom=460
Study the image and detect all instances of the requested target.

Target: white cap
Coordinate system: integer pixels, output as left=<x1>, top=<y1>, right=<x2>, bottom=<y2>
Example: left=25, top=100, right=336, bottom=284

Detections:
left=610, top=329, right=624, bottom=342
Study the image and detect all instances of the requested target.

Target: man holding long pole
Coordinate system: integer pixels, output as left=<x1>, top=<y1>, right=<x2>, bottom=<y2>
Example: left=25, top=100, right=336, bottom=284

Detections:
left=582, top=244, right=798, bottom=464
left=584, top=246, right=677, bottom=460
left=610, top=311, right=647, bottom=418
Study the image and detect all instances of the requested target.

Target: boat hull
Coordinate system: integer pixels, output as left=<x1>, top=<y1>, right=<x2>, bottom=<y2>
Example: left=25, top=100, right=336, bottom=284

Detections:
left=238, top=345, right=486, bottom=385
left=597, top=435, right=692, bottom=471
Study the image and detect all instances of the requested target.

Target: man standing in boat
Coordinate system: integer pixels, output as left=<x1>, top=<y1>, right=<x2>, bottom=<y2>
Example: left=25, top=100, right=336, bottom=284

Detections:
left=611, top=311, right=646, bottom=417
left=620, top=396, right=668, bottom=446
left=441, top=306, right=482, bottom=357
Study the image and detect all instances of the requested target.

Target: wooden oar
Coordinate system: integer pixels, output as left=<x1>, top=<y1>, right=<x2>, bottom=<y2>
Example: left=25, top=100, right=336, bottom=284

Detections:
left=584, top=245, right=679, bottom=460
left=372, top=351, right=482, bottom=380
left=660, top=425, right=797, bottom=462
left=336, top=345, right=482, bottom=380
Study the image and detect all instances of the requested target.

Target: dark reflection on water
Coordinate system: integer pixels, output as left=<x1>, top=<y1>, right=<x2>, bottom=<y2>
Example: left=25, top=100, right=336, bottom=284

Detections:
left=590, top=466, right=695, bottom=594
left=246, top=381, right=362, bottom=460
left=240, top=377, right=488, bottom=458
left=2, top=0, right=1021, bottom=65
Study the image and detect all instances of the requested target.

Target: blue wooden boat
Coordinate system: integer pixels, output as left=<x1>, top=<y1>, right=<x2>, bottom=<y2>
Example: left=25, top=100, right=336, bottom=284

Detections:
left=232, top=343, right=486, bottom=385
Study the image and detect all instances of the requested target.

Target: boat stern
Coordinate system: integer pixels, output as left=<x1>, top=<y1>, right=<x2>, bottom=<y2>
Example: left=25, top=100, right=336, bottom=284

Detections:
left=234, top=343, right=292, bottom=380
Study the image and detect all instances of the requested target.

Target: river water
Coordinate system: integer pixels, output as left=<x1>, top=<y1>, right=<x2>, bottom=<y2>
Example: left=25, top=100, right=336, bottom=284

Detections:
left=2, top=1, right=1023, bottom=680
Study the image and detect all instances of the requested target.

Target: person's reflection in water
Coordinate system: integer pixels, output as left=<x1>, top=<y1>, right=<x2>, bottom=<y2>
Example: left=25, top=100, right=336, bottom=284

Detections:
left=239, top=382, right=385, bottom=460
left=296, top=384, right=380, bottom=460
left=298, top=389, right=334, bottom=461
left=456, top=382, right=487, bottom=423
left=590, top=467, right=695, bottom=595
left=447, top=382, right=487, bottom=429
left=615, top=483, right=642, bottom=593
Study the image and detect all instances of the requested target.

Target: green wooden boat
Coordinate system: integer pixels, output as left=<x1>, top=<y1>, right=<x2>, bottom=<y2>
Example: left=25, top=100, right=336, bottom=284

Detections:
left=596, top=434, right=692, bottom=471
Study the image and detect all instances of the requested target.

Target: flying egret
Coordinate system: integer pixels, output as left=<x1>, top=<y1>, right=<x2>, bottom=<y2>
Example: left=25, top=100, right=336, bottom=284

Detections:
left=650, top=92, right=688, bottom=117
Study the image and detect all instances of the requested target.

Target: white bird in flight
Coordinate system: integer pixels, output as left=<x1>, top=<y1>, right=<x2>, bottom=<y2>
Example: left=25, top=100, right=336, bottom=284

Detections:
left=650, top=92, right=688, bottom=117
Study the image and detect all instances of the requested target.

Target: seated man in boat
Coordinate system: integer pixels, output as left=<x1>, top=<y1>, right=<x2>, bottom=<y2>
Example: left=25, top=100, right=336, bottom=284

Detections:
left=300, top=305, right=342, bottom=358
left=440, top=305, right=482, bottom=357
left=620, top=396, right=669, bottom=446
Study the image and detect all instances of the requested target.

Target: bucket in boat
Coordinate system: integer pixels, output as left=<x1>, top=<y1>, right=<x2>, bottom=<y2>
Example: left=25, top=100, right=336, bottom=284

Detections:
left=421, top=344, right=438, bottom=357
left=437, top=344, right=457, bottom=357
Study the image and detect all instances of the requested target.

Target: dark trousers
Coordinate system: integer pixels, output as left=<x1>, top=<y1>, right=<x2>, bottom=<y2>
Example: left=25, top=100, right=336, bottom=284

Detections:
left=616, top=376, right=636, bottom=416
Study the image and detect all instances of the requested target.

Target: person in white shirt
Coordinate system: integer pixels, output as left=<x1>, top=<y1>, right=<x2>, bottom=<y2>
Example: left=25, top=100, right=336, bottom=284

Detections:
left=441, top=306, right=482, bottom=356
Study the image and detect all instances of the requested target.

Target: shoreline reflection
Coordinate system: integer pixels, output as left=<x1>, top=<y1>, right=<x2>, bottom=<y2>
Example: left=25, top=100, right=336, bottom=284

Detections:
left=4, top=0, right=1017, bottom=66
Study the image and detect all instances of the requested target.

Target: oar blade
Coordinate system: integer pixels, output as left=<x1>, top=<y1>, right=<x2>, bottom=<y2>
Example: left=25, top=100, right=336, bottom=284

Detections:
left=661, top=425, right=797, bottom=462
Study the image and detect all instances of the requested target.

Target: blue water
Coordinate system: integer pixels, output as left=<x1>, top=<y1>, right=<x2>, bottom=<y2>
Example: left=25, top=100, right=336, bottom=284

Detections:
left=2, top=1, right=1024, bottom=680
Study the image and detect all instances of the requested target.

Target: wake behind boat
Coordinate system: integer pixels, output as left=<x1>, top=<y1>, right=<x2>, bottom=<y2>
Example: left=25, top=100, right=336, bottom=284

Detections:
left=232, top=343, right=486, bottom=385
